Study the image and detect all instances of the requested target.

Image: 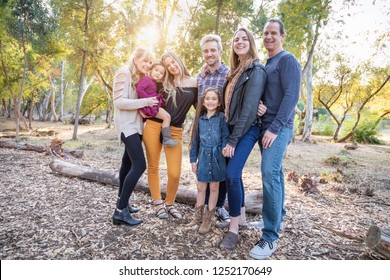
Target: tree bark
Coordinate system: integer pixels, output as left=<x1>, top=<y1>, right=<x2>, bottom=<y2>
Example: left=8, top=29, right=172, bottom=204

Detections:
left=302, top=51, right=313, bottom=142
left=48, top=159, right=263, bottom=214
left=365, top=225, right=390, bottom=259
left=49, top=74, right=58, bottom=122
left=0, top=140, right=83, bottom=158
left=59, top=61, right=65, bottom=122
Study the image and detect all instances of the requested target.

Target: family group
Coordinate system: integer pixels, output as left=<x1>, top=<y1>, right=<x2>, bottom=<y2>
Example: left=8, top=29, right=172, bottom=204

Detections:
left=111, top=18, right=301, bottom=260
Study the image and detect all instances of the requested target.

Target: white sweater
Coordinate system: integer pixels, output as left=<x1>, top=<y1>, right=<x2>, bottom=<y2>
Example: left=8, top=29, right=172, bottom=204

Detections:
left=113, top=66, right=149, bottom=141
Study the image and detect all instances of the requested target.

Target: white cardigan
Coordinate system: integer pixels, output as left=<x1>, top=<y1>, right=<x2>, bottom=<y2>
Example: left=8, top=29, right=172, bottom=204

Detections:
left=113, top=66, right=149, bottom=141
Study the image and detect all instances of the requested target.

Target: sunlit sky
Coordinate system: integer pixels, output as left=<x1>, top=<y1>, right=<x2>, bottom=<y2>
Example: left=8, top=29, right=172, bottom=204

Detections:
left=136, top=0, right=389, bottom=67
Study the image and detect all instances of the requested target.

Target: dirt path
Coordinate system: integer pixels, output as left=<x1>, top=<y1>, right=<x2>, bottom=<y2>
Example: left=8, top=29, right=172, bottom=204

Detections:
left=0, top=118, right=389, bottom=260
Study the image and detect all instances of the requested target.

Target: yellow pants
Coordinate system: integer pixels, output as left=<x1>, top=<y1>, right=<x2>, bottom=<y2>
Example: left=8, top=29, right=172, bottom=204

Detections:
left=143, top=120, right=183, bottom=205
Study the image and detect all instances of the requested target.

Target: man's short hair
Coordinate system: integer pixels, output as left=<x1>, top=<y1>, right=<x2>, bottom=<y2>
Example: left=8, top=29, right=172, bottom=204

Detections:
left=200, top=34, right=222, bottom=51
left=267, top=18, right=285, bottom=35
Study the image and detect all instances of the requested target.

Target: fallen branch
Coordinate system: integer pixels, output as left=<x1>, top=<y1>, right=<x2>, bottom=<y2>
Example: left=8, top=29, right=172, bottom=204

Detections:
left=49, top=159, right=263, bottom=214
left=0, top=140, right=83, bottom=158
left=314, top=224, right=364, bottom=242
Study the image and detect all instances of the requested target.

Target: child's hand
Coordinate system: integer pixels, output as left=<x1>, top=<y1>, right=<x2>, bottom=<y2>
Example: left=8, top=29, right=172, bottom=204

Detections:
left=222, top=144, right=235, bottom=158
left=191, top=163, right=197, bottom=174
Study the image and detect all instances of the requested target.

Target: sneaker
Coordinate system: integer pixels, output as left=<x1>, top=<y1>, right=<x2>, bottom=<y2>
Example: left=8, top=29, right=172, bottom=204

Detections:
left=249, top=219, right=285, bottom=231
left=216, top=207, right=230, bottom=222
left=249, top=239, right=277, bottom=260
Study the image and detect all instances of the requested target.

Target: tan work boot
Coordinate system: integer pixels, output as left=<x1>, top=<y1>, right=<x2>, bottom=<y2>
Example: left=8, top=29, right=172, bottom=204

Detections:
left=187, top=204, right=204, bottom=227
left=198, top=207, right=215, bottom=234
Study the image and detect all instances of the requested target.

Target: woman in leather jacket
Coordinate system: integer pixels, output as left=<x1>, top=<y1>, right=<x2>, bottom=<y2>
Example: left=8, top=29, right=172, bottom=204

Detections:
left=219, top=27, right=267, bottom=250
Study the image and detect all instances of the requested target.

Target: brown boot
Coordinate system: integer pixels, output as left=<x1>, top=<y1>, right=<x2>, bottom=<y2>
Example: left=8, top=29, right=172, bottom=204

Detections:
left=187, top=205, right=204, bottom=227
left=161, top=127, right=178, bottom=146
left=198, top=207, right=215, bottom=234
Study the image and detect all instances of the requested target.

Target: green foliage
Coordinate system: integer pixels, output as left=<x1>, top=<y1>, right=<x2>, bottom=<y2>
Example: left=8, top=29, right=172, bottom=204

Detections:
left=278, top=0, right=331, bottom=62
left=176, top=0, right=256, bottom=73
left=80, top=83, right=107, bottom=118
left=353, top=121, right=382, bottom=144
left=312, top=114, right=335, bottom=136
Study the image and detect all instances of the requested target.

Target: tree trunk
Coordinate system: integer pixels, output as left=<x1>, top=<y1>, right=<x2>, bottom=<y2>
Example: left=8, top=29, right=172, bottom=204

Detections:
left=104, top=86, right=112, bottom=128
left=49, top=75, right=58, bottom=122
left=0, top=140, right=83, bottom=158
left=1, top=98, right=9, bottom=117
left=14, top=32, right=31, bottom=141
left=59, top=61, right=64, bottom=122
left=302, top=53, right=313, bottom=142
left=365, top=225, right=390, bottom=259
left=28, top=93, right=34, bottom=129
left=48, top=159, right=263, bottom=214
left=41, top=90, right=51, bottom=122
left=302, top=17, right=321, bottom=143
left=73, top=49, right=87, bottom=140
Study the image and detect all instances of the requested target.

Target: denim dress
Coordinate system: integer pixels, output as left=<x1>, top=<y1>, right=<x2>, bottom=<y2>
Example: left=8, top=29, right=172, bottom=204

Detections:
left=190, top=111, right=229, bottom=182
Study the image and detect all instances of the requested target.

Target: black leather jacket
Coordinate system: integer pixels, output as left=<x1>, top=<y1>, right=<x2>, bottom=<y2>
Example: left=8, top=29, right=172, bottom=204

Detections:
left=222, top=60, right=266, bottom=148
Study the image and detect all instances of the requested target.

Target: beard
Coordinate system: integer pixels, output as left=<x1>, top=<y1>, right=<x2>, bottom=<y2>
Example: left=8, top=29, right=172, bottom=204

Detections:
left=206, top=58, right=220, bottom=67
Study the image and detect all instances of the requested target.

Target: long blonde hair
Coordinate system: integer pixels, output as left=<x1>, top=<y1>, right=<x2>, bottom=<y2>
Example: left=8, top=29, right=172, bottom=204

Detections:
left=161, top=51, right=191, bottom=107
left=127, top=47, right=154, bottom=87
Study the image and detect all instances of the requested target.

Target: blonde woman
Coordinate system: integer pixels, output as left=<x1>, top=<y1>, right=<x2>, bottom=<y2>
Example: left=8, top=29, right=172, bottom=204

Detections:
left=143, top=52, right=198, bottom=219
left=112, top=48, right=159, bottom=227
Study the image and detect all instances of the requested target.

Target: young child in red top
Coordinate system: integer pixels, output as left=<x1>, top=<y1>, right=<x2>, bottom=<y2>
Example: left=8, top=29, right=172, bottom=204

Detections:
left=136, top=61, right=178, bottom=146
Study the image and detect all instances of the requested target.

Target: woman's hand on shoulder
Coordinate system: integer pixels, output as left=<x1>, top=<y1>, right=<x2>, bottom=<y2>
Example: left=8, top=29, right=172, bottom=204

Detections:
left=182, top=76, right=197, bottom=88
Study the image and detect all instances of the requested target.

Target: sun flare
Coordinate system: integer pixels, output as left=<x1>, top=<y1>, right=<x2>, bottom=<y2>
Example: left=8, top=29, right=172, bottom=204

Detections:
left=136, top=26, right=160, bottom=48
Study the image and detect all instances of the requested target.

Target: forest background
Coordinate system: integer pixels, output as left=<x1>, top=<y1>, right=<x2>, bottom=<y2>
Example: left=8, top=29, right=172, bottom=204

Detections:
left=0, top=0, right=389, bottom=143
left=1, top=0, right=390, bottom=267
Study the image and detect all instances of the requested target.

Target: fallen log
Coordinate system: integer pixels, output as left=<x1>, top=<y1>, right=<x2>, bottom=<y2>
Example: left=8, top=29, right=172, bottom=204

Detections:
left=365, top=225, right=390, bottom=259
left=0, top=140, right=83, bottom=158
left=49, top=159, right=263, bottom=214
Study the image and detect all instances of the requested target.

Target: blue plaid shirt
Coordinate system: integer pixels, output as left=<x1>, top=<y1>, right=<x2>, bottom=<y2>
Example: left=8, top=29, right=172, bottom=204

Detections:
left=196, top=62, right=229, bottom=98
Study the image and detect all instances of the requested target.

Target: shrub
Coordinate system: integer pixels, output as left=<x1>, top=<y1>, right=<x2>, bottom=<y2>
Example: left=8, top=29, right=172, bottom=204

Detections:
left=312, top=115, right=335, bottom=136
left=353, top=122, right=382, bottom=144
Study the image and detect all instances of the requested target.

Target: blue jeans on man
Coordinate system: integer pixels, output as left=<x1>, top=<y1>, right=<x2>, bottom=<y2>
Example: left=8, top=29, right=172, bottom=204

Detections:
left=259, top=126, right=293, bottom=242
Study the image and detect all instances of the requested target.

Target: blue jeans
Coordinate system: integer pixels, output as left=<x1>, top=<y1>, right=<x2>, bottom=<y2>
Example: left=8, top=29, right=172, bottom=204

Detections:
left=226, top=125, right=260, bottom=217
left=259, top=127, right=293, bottom=242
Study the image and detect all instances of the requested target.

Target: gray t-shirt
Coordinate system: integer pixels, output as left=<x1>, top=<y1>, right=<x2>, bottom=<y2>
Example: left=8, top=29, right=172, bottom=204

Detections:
left=261, top=50, right=301, bottom=134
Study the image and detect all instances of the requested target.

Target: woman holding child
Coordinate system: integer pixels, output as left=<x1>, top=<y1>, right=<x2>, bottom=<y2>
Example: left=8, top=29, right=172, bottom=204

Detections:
left=143, top=51, right=198, bottom=219
left=112, top=48, right=159, bottom=227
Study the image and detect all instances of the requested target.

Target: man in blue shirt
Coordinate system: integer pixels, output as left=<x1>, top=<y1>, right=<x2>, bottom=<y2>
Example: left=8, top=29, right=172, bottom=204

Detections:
left=250, top=18, right=301, bottom=260
left=197, top=34, right=230, bottom=223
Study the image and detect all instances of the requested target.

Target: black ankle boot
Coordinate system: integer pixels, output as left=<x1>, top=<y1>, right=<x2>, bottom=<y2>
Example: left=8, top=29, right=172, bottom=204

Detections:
left=116, top=198, right=140, bottom=213
left=128, top=204, right=140, bottom=213
left=113, top=208, right=143, bottom=226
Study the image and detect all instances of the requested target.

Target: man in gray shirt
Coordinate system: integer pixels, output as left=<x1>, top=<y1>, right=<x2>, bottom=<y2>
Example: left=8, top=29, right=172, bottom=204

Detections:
left=250, top=18, right=301, bottom=260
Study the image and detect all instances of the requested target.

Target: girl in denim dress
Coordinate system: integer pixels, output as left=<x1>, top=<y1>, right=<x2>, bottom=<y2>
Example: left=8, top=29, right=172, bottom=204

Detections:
left=188, top=88, right=229, bottom=234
